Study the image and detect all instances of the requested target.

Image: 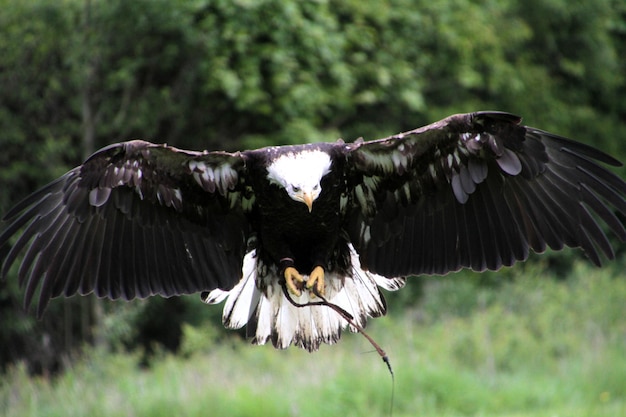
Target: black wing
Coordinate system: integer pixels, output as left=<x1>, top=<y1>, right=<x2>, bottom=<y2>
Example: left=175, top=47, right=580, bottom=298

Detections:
left=0, top=140, right=254, bottom=315
left=345, top=111, right=626, bottom=277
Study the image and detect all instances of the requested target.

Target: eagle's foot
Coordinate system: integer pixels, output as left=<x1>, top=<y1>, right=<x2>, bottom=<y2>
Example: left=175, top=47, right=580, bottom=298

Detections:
left=284, top=266, right=305, bottom=296
left=306, top=266, right=325, bottom=297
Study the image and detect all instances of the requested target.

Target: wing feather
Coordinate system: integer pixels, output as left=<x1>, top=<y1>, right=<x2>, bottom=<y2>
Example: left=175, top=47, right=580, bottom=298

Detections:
left=72, top=218, right=100, bottom=296
left=346, top=112, right=626, bottom=277
left=0, top=140, right=253, bottom=315
left=55, top=216, right=89, bottom=297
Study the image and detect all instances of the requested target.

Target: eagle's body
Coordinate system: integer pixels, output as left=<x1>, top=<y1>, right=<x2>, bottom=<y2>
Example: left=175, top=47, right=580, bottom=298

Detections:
left=248, top=144, right=348, bottom=277
left=205, top=143, right=401, bottom=349
left=2, top=112, right=626, bottom=351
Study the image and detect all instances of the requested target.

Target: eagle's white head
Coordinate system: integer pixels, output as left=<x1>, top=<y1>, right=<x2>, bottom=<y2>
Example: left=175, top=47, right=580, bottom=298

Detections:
left=267, top=150, right=332, bottom=212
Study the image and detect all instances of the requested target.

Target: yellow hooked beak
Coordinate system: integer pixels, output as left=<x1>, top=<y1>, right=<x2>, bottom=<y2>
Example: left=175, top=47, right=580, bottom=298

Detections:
left=300, top=192, right=314, bottom=212
left=291, top=186, right=319, bottom=212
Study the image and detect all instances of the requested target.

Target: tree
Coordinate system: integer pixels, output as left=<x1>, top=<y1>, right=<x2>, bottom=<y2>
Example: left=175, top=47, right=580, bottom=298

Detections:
left=1, top=0, right=625, bottom=373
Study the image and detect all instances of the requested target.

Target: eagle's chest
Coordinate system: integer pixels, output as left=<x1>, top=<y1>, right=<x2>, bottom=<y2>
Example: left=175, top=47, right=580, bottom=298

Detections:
left=259, top=180, right=343, bottom=238
left=251, top=171, right=345, bottom=269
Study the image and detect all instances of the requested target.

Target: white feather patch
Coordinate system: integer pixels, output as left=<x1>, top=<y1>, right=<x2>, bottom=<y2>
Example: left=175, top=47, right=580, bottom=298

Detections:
left=266, top=150, right=331, bottom=190
left=203, top=250, right=260, bottom=329
left=204, top=245, right=406, bottom=351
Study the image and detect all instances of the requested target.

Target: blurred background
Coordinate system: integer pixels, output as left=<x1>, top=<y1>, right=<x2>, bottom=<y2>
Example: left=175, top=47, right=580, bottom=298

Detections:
left=1, top=0, right=625, bottom=416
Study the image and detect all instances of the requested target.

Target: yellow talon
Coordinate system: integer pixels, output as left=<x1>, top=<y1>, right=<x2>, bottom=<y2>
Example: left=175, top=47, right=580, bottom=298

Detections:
left=284, top=266, right=305, bottom=296
left=306, top=266, right=325, bottom=296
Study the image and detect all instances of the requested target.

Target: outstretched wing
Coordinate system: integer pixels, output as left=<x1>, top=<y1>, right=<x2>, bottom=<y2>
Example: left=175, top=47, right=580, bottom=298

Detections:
left=0, top=140, right=255, bottom=315
left=345, top=111, right=626, bottom=277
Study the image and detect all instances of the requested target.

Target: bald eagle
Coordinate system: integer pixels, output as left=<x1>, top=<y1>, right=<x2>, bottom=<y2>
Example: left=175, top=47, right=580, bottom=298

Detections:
left=1, top=112, right=625, bottom=351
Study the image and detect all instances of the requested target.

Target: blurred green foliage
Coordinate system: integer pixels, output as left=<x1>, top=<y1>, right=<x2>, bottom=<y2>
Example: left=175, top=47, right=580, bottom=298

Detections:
left=0, top=0, right=625, bottom=373
left=1, top=264, right=625, bottom=416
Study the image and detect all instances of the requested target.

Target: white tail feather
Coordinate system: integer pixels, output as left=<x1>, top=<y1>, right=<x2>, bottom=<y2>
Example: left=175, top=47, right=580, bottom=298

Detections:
left=203, top=246, right=405, bottom=351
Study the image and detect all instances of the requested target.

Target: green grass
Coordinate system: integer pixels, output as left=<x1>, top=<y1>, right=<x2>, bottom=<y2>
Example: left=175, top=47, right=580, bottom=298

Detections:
left=2, top=262, right=625, bottom=417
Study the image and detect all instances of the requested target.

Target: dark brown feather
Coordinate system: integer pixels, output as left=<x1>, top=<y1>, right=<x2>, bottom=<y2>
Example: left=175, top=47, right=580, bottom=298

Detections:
left=0, top=141, right=252, bottom=316
left=347, top=112, right=626, bottom=277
